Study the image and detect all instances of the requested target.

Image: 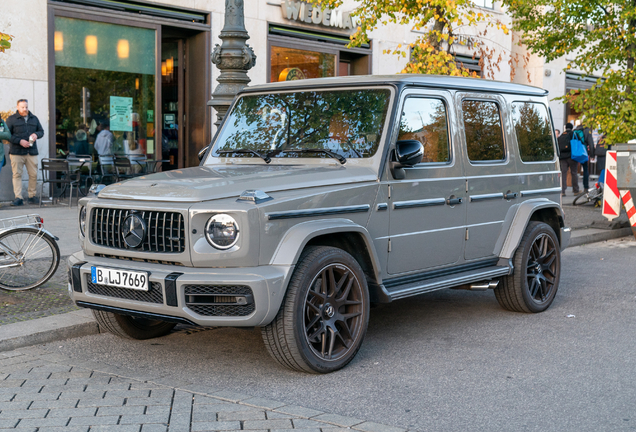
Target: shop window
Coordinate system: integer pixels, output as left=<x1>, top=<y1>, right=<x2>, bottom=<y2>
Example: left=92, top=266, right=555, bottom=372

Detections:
left=462, top=100, right=505, bottom=161
left=270, top=45, right=336, bottom=82
left=398, top=98, right=450, bottom=163
left=511, top=102, right=554, bottom=162
left=54, top=17, right=156, bottom=160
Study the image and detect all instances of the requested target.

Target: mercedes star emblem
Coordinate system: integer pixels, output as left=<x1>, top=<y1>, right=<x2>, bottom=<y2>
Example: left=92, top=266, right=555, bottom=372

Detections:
left=122, top=214, right=146, bottom=248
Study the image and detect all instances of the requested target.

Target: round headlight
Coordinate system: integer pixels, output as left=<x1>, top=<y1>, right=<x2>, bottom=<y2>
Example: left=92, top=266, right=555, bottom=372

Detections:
left=79, top=206, right=87, bottom=237
left=205, top=214, right=239, bottom=250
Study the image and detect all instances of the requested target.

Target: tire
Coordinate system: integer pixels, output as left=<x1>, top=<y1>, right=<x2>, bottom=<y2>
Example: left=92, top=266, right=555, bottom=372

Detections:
left=261, top=246, right=370, bottom=373
left=92, top=310, right=176, bottom=339
left=494, top=221, right=561, bottom=313
left=0, top=228, right=60, bottom=291
left=572, top=191, right=591, bottom=206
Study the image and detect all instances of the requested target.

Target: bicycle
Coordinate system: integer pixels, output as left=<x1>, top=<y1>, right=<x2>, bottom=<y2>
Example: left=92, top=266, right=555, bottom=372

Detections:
left=573, top=180, right=604, bottom=207
left=0, top=214, right=60, bottom=291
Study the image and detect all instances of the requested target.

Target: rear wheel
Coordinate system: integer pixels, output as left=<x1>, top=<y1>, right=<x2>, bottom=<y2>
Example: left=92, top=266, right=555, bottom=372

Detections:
left=572, top=191, right=591, bottom=206
left=494, top=222, right=561, bottom=313
left=92, top=310, right=176, bottom=339
left=261, top=246, right=370, bottom=373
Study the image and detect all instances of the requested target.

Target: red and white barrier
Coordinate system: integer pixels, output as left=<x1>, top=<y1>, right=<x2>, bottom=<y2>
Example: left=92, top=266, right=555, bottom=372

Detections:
left=602, top=151, right=621, bottom=221
left=620, top=190, right=636, bottom=227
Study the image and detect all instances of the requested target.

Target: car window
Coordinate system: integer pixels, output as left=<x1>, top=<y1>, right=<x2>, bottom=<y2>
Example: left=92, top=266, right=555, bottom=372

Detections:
left=462, top=100, right=505, bottom=162
left=209, top=88, right=391, bottom=161
left=398, top=97, right=450, bottom=163
left=511, top=102, right=554, bottom=162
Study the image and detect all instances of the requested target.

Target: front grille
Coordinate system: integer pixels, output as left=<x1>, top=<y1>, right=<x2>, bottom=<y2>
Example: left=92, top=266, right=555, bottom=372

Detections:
left=86, top=275, right=164, bottom=304
left=94, top=253, right=184, bottom=266
left=90, top=208, right=185, bottom=253
left=184, top=285, right=255, bottom=317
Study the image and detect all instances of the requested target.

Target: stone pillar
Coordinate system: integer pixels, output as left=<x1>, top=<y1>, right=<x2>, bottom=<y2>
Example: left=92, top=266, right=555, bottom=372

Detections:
left=208, top=0, right=257, bottom=128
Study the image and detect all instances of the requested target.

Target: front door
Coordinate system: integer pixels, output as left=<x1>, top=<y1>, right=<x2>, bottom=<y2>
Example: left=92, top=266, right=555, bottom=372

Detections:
left=161, top=39, right=184, bottom=170
left=387, top=91, right=466, bottom=275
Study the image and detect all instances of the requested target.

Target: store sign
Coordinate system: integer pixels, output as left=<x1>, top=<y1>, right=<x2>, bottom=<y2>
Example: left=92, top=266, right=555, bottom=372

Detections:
left=280, top=1, right=360, bottom=30
left=110, top=96, right=133, bottom=132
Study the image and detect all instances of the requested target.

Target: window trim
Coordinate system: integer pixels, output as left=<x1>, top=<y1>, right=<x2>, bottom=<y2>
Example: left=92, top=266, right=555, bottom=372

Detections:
left=397, top=95, right=453, bottom=167
left=511, top=100, right=557, bottom=164
left=461, top=97, right=508, bottom=164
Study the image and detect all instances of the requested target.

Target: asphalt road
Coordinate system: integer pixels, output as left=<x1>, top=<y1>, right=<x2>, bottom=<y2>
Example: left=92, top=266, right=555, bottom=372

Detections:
left=36, top=238, right=636, bottom=432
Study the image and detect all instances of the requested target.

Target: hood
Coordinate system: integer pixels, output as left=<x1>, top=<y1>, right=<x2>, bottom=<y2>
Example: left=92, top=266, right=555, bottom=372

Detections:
left=97, top=164, right=378, bottom=202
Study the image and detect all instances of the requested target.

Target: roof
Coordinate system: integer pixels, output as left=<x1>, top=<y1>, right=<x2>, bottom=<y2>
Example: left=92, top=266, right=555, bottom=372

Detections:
left=243, top=74, right=549, bottom=97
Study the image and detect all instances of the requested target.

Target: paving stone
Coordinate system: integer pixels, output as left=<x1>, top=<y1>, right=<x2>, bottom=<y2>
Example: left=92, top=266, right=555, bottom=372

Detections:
left=167, top=390, right=193, bottom=432
left=85, top=382, right=133, bottom=391
left=58, top=390, right=106, bottom=400
left=209, top=391, right=251, bottom=403
left=97, top=404, right=146, bottom=416
left=191, top=421, right=241, bottom=431
left=0, top=418, right=19, bottom=428
left=148, top=389, right=175, bottom=398
left=88, top=425, right=143, bottom=432
left=0, top=379, right=25, bottom=388
left=243, top=419, right=294, bottom=430
left=0, top=427, right=37, bottom=432
left=68, top=415, right=119, bottom=426
left=352, top=422, right=407, bottom=432
left=193, top=403, right=260, bottom=414
left=126, top=396, right=174, bottom=406
left=241, top=397, right=287, bottom=410
left=120, top=413, right=171, bottom=425
left=23, top=378, right=68, bottom=387
left=47, top=407, right=98, bottom=418
left=66, top=377, right=111, bottom=385
left=0, top=386, right=44, bottom=395
left=312, top=413, right=364, bottom=428
left=5, top=372, right=52, bottom=380
left=130, top=383, right=170, bottom=391
left=49, top=371, right=92, bottom=379
left=29, top=398, right=79, bottom=409
left=37, top=427, right=89, bottom=432
left=218, top=410, right=266, bottom=421
left=191, top=411, right=218, bottom=423
left=293, top=419, right=340, bottom=429
left=0, top=408, right=48, bottom=419
left=0, top=400, right=32, bottom=410
left=266, top=411, right=296, bottom=419
left=145, top=405, right=172, bottom=415
left=14, top=417, right=70, bottom=428
left=76, top=397, right=125, bottom=407
left=273, top=429, right=321, bottom=432
left=104, top=389, right=151, bottom=398
left=41, top=384, right=90, bottom=392
left=141, top=424, right=168, bottom=432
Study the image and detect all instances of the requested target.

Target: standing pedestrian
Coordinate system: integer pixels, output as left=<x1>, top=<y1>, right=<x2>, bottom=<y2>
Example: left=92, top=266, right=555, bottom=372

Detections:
left=573, top=119, right=595, bottom=192
left=555, top=129, right=561, bottom=139
left=6, top=99, right=44, bottom=206
left=94, top=119, right=114, bottom=156
left=558, top=123, right=579, bottom=196
left=0, top=116, right=10, bottom=176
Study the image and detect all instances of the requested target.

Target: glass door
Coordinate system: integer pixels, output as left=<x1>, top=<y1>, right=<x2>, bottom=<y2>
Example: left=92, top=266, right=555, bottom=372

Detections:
left=161, top=40, right=184, bottom=170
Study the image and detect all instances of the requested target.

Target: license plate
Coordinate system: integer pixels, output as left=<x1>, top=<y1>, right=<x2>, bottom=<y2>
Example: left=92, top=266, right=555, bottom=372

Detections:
left=91, top=266, right=149, bottom=291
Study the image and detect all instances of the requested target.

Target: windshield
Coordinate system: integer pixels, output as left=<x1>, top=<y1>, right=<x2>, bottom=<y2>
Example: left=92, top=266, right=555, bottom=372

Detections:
left=209, top=88, right=392, bottom=162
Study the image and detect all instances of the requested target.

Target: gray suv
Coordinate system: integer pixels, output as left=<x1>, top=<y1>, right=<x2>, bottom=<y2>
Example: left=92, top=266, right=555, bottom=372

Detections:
left=69, top=75, right=570, bottom=373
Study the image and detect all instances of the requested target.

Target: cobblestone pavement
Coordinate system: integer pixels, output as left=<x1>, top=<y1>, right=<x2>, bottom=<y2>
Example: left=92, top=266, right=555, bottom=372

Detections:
left=0, top=260, right=77, bottom=326
left=0, top=347, right=404, bottom=432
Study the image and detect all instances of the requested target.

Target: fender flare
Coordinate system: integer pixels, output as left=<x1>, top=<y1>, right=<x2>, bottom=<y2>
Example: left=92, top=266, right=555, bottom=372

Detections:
left=268, top=218, right=382, bottom=282
left=496, top=199, right=565, bottom=259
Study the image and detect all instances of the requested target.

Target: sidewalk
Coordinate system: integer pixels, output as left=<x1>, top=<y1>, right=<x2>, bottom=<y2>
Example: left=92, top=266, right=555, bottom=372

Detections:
left=0, top=186, right=634, bottom=348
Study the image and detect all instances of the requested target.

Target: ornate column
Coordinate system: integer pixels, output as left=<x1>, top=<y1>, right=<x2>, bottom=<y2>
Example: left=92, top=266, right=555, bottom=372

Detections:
left=208, top=0, right=257, bottom=128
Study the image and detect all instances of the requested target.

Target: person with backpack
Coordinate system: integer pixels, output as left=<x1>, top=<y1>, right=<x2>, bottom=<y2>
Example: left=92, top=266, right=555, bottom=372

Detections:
left=573, top=120, right=595, bottom=191
left=558, top=123, right=579, bottom=196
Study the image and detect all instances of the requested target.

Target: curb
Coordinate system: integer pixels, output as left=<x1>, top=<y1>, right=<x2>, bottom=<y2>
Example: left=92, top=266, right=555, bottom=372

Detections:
left=568, top=227, right=634, bottom=247
left=0, top=309, right=100, bottom=352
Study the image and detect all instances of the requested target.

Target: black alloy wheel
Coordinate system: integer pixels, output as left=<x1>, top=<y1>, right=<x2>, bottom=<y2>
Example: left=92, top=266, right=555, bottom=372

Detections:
left=525, top=232, right=558, bottom=306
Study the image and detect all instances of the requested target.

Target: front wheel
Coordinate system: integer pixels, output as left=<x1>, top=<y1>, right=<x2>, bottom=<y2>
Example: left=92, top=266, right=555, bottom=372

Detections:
left=92, top=310, right=176, bottom=339
left=261, top=246, right=370, bottom=373
left=494, top=222, right=561, bottom=313
left=0, top=228, right=60, bottom=291
left=572, top=191, right=592, bottom=206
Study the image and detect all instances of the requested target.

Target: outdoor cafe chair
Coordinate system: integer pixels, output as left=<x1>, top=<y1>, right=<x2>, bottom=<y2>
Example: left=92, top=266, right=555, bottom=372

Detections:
left=39, top=158, right=80, bottom=208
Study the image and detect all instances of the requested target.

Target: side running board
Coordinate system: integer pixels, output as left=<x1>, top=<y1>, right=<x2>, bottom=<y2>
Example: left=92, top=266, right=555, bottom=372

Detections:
left=380, top=264, right=513, bottom=302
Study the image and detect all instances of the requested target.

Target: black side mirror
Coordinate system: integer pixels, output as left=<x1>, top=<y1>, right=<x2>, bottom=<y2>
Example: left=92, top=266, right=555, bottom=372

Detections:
left=198, top=145, right=210, bottom=162
left=391, top=140, right=423, bottom=179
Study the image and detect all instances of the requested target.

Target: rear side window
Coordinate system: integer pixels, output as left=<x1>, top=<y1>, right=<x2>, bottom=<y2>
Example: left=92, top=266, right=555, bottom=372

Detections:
left=511, top=102, right=555, bottom=162
left=462, top=100, right=505, bottom=162
left=398, top=97, right=450, bottom=163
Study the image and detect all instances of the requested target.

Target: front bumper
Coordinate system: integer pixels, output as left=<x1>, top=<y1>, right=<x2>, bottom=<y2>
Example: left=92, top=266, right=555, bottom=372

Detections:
left=68, top=251, right=292, bottom=327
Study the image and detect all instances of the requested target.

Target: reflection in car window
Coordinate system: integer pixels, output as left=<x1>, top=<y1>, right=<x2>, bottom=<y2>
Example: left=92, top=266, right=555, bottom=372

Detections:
left=511, top=102, right=554, bottom=162
left=462, top=100, right=505, bottom=161
left=398, top=98, right=450, bottom=163
left=210, top=89, right=391, bottom=161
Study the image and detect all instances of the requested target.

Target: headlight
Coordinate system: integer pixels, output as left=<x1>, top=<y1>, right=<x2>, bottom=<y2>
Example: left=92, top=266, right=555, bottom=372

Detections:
left=205, top=214, right=239, bottom=250
left=79, top=206, right=87, bottom=237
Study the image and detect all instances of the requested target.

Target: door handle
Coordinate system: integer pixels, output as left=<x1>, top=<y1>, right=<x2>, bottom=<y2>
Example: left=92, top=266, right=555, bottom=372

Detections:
left=504, top=192, right=518, bottom=200
left=446, top=197, right=463, bottom=206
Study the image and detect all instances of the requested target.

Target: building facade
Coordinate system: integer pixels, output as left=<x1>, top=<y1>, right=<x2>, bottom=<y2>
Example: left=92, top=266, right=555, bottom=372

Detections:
left=0, top=0, right=588, bottom=201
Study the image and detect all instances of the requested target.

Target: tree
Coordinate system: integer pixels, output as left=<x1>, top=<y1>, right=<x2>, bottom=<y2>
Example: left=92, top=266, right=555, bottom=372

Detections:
left=312, top=0, right=523, bottom=79
left=503, top=0, right=636, bottom=144
left=0, top=32, right=13, bottom=53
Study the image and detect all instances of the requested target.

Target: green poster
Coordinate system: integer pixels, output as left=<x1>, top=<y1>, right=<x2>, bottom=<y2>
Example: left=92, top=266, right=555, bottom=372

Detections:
left=110, top=96, right=133, bottom=132
left=147, top=110, right=154, bottom=122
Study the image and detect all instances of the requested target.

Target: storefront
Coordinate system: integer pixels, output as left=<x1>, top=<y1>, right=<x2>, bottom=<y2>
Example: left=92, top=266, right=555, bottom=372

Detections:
left=48, top=0, right=211, bottom=171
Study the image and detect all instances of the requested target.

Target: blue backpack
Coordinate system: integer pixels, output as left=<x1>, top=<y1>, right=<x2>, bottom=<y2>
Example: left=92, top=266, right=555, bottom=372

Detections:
left=570, top=130, right=588, bottom=163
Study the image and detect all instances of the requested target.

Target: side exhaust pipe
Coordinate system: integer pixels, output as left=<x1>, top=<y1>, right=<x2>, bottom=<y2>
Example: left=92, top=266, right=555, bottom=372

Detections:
left=451, top=280, right=500, bottom=291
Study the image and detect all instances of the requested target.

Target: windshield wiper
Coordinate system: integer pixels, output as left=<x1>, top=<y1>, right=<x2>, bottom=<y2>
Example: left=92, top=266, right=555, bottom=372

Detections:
left=280, top=148, right=346, bottom=164
left=218, top=149, right=271, bottom=163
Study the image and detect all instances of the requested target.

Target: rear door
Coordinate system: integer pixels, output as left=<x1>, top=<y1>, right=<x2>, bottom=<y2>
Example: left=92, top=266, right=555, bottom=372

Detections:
left=387, top=89, right=466, bottom=274
left=457, top=93, right=517, bottom=261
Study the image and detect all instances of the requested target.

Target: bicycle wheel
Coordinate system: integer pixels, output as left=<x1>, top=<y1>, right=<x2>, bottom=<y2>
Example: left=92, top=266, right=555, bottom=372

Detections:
left=572, top=191, right=591, bottom=206
left=0, top=228, right=60, bottom=291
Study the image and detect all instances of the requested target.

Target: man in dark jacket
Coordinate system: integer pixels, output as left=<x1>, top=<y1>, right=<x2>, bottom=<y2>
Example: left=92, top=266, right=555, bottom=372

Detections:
left=558, top=123, right=579, bottom=196
left=6, top=99, right=44, bottom=206
left=574, top=120, right=595, bottom=191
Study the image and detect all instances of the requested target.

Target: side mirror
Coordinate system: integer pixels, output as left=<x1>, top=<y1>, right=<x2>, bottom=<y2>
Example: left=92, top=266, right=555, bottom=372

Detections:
left=198, top=145, right=210, bottom=162
left=391, top=140, right=423, bottom=179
